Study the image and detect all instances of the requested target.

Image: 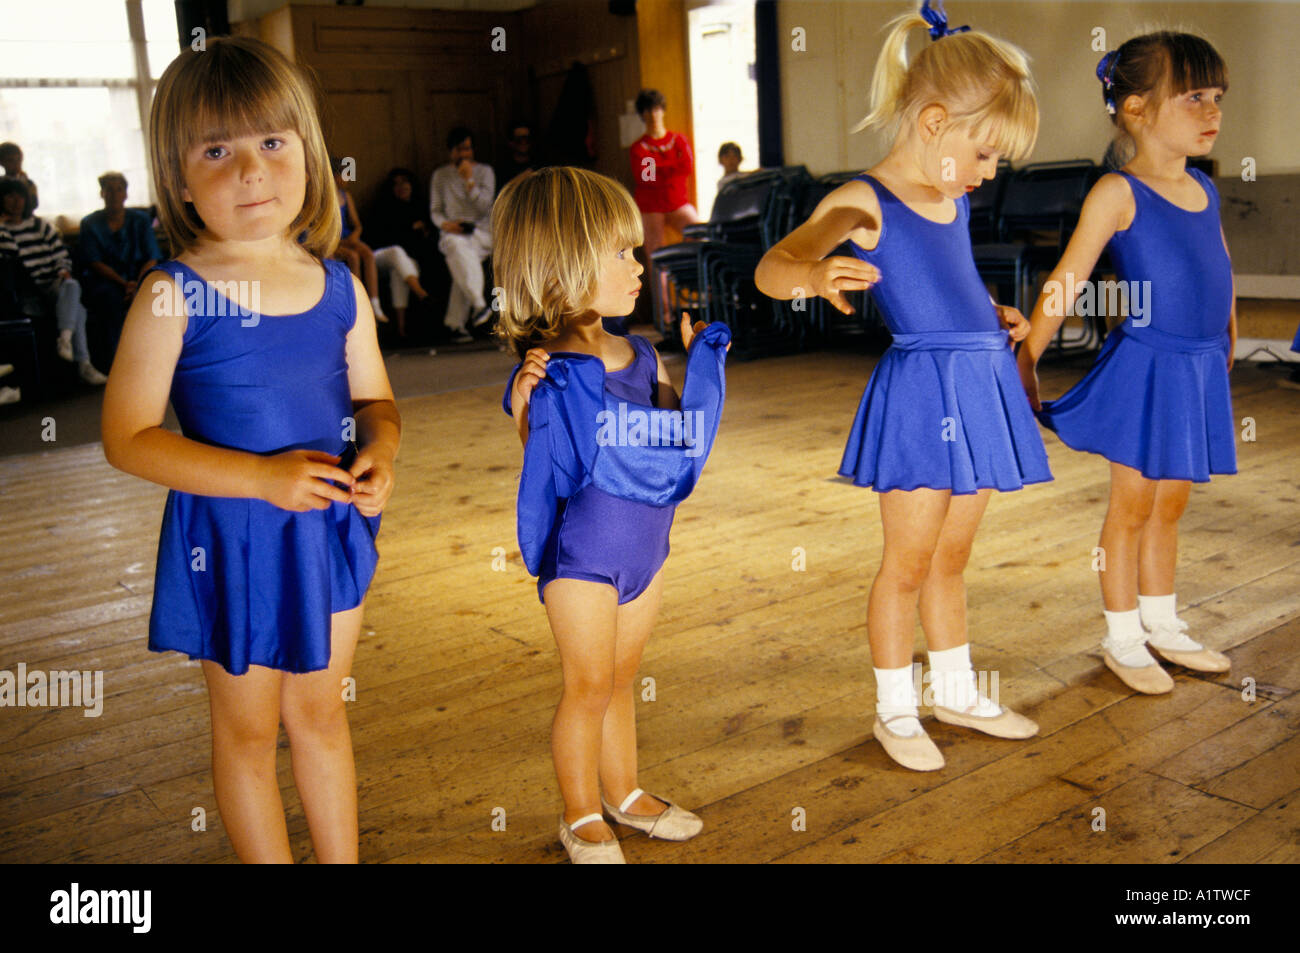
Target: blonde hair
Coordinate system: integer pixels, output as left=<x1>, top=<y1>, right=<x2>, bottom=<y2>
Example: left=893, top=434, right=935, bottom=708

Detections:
left=853, top=11, right=1038, bottom=160
left=492, top=167, right=644, bottom=358
left=148, top=36, right=339, bottom=258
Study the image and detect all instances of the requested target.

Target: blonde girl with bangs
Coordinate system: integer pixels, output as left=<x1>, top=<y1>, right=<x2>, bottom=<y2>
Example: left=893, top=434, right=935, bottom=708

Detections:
left=496, top=167, right=728, bottom=863
left=757, top=1, right=1049, bottom=772
left=102, top=37, right=400, bottom=863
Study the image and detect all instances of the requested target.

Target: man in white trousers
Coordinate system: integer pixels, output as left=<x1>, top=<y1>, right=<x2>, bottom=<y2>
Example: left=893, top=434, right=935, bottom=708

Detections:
left=430, top=126, right=495, bottom=342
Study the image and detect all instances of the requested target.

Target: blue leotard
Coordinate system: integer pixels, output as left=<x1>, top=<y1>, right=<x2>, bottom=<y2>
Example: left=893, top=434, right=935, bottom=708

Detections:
left=541, top=335, right=671, bottom=603
left=1038, top=168, right=1236, bottom=481
left=503, top=327, right=729, bottom=604
left=839, top=174, right=1052, bottom=493
left=147, top=258, right=380, bottom=674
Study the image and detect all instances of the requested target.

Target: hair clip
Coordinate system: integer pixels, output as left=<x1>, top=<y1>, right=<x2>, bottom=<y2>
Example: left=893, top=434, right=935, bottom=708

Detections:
left=1096, top=50, right=1120, bottom=114
left=921, top=0, right=970, bottom=41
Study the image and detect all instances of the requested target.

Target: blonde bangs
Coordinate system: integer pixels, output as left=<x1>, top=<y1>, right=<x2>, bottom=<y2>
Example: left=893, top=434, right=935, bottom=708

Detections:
left=150, top=37, right=338, bottom=258
left=961, top=80, right=1039, bottom=161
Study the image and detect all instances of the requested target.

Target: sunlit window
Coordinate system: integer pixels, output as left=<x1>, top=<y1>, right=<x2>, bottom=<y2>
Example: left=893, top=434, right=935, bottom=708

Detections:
left=0, top=0, right=181, bottom=228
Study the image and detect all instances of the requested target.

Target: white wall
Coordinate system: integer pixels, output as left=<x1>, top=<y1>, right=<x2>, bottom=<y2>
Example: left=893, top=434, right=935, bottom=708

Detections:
left=777, top=0, right=1299, bottom=176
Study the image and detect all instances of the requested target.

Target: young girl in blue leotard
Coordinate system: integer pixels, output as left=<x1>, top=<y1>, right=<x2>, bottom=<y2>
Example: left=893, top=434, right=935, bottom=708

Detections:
left=757, top=2, right=1046, bottom=772
left=1018, top=32, right=1235, bottom=695
left=101, top=38, right=400, bottom=863
left=495, top=167, right=729, bottom=863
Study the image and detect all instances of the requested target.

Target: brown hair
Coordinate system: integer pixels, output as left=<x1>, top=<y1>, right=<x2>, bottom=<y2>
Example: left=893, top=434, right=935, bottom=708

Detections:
left=1104, top=31, right=1227, bottom=132
left=491, top=167, right=643, bottom=359
left=148, top=36, right=339, bottom=258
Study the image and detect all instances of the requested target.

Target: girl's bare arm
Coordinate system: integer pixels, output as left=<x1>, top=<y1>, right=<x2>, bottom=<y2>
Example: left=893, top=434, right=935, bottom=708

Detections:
left=755, top=180, right=881, bottom=314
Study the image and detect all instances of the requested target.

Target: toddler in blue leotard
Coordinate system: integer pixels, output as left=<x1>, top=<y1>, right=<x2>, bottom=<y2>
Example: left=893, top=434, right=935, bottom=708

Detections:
left=494, top=167, right=728, bottom=863
left=757, top=1, right=1046, bottom=772
left=1019, top=32, right=1236, bottom=695
left=101, top=37, right=400, bottom=863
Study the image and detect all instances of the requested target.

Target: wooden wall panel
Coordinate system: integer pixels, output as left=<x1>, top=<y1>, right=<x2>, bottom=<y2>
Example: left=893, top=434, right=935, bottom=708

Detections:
left=236, top=1, right=692, bottom=218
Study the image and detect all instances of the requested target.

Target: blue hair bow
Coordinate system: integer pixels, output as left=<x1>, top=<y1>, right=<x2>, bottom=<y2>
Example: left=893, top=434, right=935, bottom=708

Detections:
left=921, top=0, right=970, bottom=41
left=1096, top=50, right=1120, bottom=114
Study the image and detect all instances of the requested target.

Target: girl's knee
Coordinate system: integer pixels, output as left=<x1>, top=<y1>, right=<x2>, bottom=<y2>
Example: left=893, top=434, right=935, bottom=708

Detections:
left=880, top=550, right=934, bottom=592
left=930, top=543, right=973, bottom=578
left=562, top=671, right=615, bottom=712
left=280, top=691, right=348, bottom=740
left=212, top=710, right=279, bottom=753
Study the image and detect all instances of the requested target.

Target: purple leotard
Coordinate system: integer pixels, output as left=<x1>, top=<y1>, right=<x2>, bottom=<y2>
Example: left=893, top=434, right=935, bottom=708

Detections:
left=537, top=334, right=674, bottom=603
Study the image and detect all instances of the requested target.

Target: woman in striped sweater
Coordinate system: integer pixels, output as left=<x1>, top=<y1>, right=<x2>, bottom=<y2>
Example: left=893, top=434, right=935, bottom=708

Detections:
left=0, top=177, right=107, bottom=385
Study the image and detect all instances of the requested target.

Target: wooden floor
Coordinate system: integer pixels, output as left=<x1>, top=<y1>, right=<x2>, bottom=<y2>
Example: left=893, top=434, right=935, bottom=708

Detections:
left=1, top=350, right=1298, bottom=864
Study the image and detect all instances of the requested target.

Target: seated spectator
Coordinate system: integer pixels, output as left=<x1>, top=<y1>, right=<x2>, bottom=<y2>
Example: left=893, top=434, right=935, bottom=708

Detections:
left=496, top=121, right=535, bottom=194
left=330, top=158, right=389, bottom=323
left=430, top=127, right=494, bottom=343
left=0, top=178, right=106, bottom=385
left=717, top=142, right=744, bottom=192
left=0, top=142, right=39, bottom=212
left=79, top=171, right=161, bottom=365
left=367, top=167, right=433, bottom=340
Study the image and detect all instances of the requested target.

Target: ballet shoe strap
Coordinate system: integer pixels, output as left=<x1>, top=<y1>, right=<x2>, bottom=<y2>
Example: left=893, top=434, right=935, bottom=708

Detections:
left=618, top=788, right=645, bottom=814
left=568, top=813, right=605, bottom=831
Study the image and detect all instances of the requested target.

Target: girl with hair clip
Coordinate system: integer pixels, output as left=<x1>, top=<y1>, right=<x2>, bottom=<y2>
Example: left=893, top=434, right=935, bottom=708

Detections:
left=101, top=37, right=400, bottom=863
left=756, top=1, right=1049, bottom=772
left=495, top=167, right=730, bottom=862
left=1018, top=33, right=1235, bottom=694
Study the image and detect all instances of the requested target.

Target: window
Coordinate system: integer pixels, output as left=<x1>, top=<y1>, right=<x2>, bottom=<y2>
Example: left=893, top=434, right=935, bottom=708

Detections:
left=0, top=0, right=181, bottom=228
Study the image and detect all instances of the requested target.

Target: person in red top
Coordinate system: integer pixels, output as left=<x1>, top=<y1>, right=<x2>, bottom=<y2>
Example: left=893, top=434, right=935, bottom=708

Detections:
left=629, top=89, right=699, bottom=329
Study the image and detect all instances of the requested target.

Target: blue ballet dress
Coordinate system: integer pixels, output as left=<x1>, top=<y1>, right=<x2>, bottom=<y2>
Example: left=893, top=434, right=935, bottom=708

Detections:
left=147, top=258, right=381, bottom=675
left=1038, top=169, right=1236, bottom=482
left=839, top=174, right=1052, bottom=494
left=503, top=326, right=730, bottom=604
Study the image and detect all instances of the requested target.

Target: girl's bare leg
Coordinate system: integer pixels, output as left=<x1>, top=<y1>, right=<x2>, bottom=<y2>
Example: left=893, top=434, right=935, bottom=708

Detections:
left=597, top=569, right=668, bottom=816
left=1099, top=462, right=1158, bottom=611
left=869, top=488, right=952, bottom=668
left=917, top=488, right=993, bottom=651
left=1137, top=478, right=1191, bottom=596
left=544, top=578, right=620, bottom=841
left=279, top=604, right=364, bottom=864
left=201, top=661, right=291, bottom=863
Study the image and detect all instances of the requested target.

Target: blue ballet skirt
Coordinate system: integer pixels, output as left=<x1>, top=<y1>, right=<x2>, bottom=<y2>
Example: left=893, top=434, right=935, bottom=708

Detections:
left=840, top=330, right=1051, bottom=493
left=838, top=174, right=1052, bottom=494
left=147, top=258, right=380, bottom=675
left=1038, top=169, right=1236, bottom=482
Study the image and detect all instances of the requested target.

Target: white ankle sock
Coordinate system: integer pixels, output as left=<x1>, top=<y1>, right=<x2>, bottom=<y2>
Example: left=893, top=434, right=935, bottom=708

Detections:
left=1139, top=593, right=1203, bottom=651
left=1103, top=608, right=1156, bottom=666
left=1137, top=593, right=1176, bottom=627
left=928, top=644, right=1001, bottom=715
left=874, top=665, right=921, bottom=737
left=370, top=296, right=387, bottom=317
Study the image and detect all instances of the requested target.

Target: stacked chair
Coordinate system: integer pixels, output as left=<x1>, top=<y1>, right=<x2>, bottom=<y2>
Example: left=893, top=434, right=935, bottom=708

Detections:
left=650, top=158, right=1112, bottom=361
left=650, top=165, right=812, bottom=358
left=971, top=159, right=1107, bottom=353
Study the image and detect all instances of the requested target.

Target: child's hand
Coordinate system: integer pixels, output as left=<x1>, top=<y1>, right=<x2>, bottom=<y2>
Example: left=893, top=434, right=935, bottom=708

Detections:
left=257, top=450, right=355, bottom=512
left=808, top=257, right=880, bottom=315
left=512, top=347, right=550, bottom=410
left=347, top=446, right=395, bottom=517
left=511, top=347, right=550, bottom=444
left=995, top=304, right=1030, bottom=342
left=1016, top=347, right=1041, bottom=412
left=680, top=312, right=730, bottom=352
